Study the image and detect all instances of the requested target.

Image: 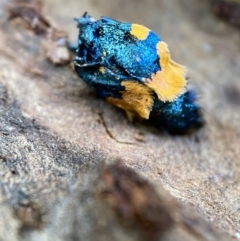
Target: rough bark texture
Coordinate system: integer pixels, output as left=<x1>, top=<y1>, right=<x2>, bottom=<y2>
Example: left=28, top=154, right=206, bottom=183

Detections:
left=0, top=0, right=240, bottom=241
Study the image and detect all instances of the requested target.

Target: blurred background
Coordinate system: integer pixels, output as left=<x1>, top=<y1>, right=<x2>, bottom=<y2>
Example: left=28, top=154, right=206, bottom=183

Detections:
left=1, top=0, right=240, bottom=240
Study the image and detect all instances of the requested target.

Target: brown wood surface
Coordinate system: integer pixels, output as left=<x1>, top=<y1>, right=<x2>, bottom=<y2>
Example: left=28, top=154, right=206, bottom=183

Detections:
left=0, top=0, right=240, bottom=240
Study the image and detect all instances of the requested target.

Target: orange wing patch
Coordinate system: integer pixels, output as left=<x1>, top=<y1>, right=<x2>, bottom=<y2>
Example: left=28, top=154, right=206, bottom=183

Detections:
left=99, top=66, right=105, bottom=73
left=107, top=81, right=154, bottom=119
left=130, top=24, right=150, bottom=41
left=144, top=41, right=187, bottom=102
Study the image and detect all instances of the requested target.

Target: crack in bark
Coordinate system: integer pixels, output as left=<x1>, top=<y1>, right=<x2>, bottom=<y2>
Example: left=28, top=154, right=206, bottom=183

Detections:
left=98, top=112, right=141, bottom=146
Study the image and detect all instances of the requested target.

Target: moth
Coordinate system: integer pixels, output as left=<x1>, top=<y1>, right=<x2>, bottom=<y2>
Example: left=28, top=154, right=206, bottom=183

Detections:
left=74, top=13, right=204, bottom=134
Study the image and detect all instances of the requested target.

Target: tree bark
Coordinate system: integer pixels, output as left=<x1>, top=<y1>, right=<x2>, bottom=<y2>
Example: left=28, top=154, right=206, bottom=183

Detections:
left=0, top=0, right=240, bottom=240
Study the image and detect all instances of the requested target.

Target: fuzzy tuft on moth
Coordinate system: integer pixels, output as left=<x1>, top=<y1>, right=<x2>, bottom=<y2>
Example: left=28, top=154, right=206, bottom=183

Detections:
left=74, top=12, right=204, bottom=134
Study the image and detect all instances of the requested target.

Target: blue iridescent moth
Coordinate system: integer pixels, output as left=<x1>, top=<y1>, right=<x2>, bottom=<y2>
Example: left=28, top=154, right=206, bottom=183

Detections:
left=74, top=13, right=204, bottom=134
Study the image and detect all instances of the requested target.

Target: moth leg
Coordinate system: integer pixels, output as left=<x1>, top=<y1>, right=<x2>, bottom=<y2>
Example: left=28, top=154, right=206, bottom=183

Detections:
left=103, top=67, right=130, bottom=81
left=74, top=56, right=104, bottom=67
left=125, top=110, right=135, bottom=122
